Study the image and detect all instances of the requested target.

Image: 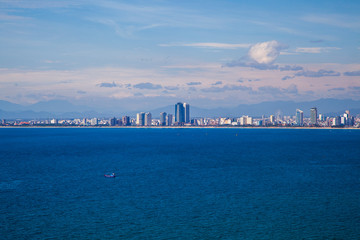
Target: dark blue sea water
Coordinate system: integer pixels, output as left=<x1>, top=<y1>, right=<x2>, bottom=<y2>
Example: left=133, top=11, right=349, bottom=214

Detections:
left=0, top=128, right=359, bottom=239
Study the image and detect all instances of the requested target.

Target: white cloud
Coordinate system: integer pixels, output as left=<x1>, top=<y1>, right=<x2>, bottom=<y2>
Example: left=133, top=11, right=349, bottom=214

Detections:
left=248, top=40, right=287, bottom=64
left=159, top=42, right=251, bottom=49
left=0, top=13, right=30, bottom=21
left=295, top=47, right=341, bottom=54
left=279, top=51, right=299, bottom=55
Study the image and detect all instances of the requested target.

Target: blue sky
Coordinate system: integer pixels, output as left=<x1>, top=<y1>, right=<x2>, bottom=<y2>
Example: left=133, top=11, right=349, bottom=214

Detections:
left=0, top=0, right=359, bottom=110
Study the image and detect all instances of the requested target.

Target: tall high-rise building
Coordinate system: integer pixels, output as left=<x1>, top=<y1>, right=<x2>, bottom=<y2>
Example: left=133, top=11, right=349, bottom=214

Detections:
left=122, top=116, right=130, bottom=126
left=90, top=118, right=98, bottom=126
left=183, top=103, right=190, bottom=123
left=296, top=109, right=303, bottom=126
left=310, top=107, right=317, bottom=125
left=50, top=118, right=58, bottom=125
left=166, top=114, right=173, bottom=126
left=160, top=112, right=167, bottom=126
left=145, top=112, right=152, bottom=126
left=342, top=110, right=354, bottom=126
left=341, top=116, right=346, bottom=125
left=238, top=116, right=252, bottom=125
left=175, top=102, right=185, bottom=123
left=110, top=117, right=117, bottom=126
left=270, top=115, right=275, bottom=124
left=136, top=112, right=145, bottom=126
left=332, top=116, right=341, bottom=126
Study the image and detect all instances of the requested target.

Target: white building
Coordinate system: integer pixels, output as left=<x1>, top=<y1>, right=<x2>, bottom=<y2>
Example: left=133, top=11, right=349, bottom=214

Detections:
left=90, top=118, right=98, bottom=126
left=145, top=112, right=152, bottom=126
left=237, top=116, right=252, bottom=125
left=136, top=112, right=145, bottom=126
left=50, top=118, right=58, bottom=125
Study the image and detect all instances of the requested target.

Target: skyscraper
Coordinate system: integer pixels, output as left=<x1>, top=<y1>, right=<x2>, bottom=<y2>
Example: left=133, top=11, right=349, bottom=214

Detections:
left=166, top=114, right=173, bottom=126
left=110, top=117, right=117, bottom=126
left=90, top=118, right=98, bottom=126
left=145, top=112, right=152, bottom=126
left=160, top=112, right=167, bottom=126
left=332, top=116, right=341, bottom=126
left=310, top=107, right=317, bottom=125
left=296, top=109, right=303, bottom=126
left=183, top=103, right=190, bottom=123
left=175, top=102, right=185, bottom=123
left=122, top=116, right=130, bottom=126
left=270, top=115, right=275, bottom=124
left=136, top=112, right=145, bottom=126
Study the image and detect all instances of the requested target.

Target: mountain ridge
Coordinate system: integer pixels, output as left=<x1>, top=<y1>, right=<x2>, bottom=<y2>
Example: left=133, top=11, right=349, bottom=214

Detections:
left=0, top=98, right=359, bottom=119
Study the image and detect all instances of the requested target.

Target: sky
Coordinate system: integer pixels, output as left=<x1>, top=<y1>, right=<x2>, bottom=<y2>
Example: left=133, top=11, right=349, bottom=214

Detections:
left=0, top=0, right=360, bottom=111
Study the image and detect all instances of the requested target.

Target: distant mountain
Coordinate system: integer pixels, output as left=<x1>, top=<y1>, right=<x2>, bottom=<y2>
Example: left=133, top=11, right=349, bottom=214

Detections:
left=0, top=109, right=54, bottom=119
left=0, top=98, right=359, bottom=119
left=29, top=100, right=92, bottom=113
left=0, top=100, right=26, bottom=112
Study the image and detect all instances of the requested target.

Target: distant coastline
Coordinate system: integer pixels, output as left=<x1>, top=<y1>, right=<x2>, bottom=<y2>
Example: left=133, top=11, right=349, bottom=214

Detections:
left=1, top=126, right=359, bottom=130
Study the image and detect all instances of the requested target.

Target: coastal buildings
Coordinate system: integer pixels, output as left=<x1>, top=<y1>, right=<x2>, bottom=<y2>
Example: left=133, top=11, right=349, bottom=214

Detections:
left=50, top=118, right=58, bottom=125
left=110, top=117, right=117, bottom=126
left=145, top=112, right=152, bottom=126
left=342, top=110, right=354, bottom=126
left=184, top=103, right=190, bottom=123
left=166, top=114, right=173, bottom=126
left=332, top=116, right=341, bottom=126
left=1, top=102, right=359, bottom=128
left=310, top=107, right=317, bottom=125
left=160, top=112, right=167, bottom=126
left=90, top=118, right=98, bottom=126
left=175, top=102, right=190, bottom=124
left=175, top=102, right=185, bottom=124
left=136, top=112, right=145, bottom=126
left=122, top=116, right=130, bottom=126
left=136, top=112, right=152, bottom=126
left=237, top=116, right=252, bottom=125
left=270, top=115, right=275, bottom=124
left=296, top=109, right=304, bottom=126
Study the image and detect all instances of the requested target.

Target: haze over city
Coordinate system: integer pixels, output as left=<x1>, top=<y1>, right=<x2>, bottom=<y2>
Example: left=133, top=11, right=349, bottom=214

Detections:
left=1, top=0, right=360, bottom=112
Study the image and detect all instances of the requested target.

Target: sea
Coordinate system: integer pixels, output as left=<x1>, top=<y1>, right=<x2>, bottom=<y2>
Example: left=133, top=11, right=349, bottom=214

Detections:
left=0, top=128, right=359, bottom=239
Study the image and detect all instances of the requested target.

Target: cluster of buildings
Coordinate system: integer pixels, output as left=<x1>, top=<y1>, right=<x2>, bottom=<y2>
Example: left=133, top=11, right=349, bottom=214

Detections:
left=1, top=103, right=359, bottom=128
left=295, top=108, right=355, bottom=127
left=135, top=102, right=190, bottom=126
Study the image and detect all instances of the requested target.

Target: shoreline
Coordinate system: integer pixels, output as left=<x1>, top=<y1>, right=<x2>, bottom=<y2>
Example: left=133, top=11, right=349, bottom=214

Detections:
left=0, top=126, right=359, bottom=130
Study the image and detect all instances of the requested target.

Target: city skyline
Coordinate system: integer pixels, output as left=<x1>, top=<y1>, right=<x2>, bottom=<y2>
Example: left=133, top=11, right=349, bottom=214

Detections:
left=0, top=0, right=360, bottom=111
left=2, top=106, right=357, bottom=128
left=1, top=99, right=357, bottom=128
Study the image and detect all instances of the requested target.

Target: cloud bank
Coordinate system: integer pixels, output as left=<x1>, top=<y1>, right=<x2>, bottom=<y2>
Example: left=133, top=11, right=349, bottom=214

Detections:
left=295, top=47, right=341, bottom=54
left=343, top=70, right=360, bottom=76
left=187, top=82, right=202, bottom=86
left=98, top=82, right=117, bottom=88
left=295, top=69, right=340, bottom=77
left=133, top=82, right=162, bottom=89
